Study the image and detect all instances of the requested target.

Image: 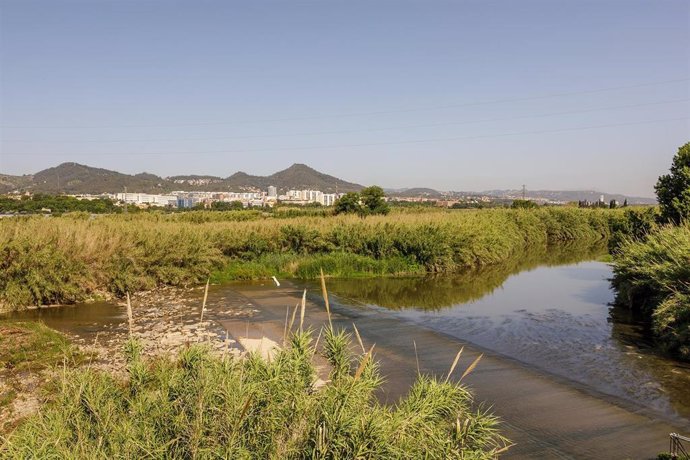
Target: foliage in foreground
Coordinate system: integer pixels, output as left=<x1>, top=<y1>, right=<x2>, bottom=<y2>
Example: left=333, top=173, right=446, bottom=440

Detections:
left=612, top=224, right=690, bottom=361
left=0, top=328, right=508, bottom=459
left=0, top=207, right=621, bottom=310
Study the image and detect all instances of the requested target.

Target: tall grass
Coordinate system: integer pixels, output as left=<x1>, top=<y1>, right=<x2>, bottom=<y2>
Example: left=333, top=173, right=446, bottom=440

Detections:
left=0, top=328, right=509, bottom=458
left=612, top=224, right=690, bottom=361
left=1, top=208, right=620, bottom=310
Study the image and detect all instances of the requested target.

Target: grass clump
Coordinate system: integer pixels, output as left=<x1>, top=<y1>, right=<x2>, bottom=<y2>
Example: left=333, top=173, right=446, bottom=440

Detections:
left=0, top=321, right=85, bottom=430
left=1, top=328, right=509, bottom=459
left=612, top=224, right=690, bottom=361
left=0, top=321, right=84, bottom=372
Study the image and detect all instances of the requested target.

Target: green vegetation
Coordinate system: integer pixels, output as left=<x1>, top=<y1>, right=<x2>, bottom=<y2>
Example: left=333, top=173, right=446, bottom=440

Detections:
left=0, top=208, right=621, bottom=311
left=510, top=199, right=539, bottom=209
left=0, top=326, right=508, bottom=458
left=0, top=321, right=85, bottom=430
left=0, top=321, right=83, bottom=372
left=333, top=192, right=362, bottom=215
left=611, top=141, right=690, bottom=361
left=0, top=194, right=119, bottom=214
left=334, top=185, right=390, bottom=216
left=612, top=224, right=690, bottom=361
left=656, top=141, right=690, bottom=224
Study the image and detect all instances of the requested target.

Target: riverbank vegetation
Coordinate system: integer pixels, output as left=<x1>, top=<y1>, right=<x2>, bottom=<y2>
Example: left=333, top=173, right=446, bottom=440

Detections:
left=0, top=207, right=623, bottom=311
left=611, top=142, right=690, bottom=361
left=0, top=325, right=509, bottom=458
left=612, top=225, right=690, bottom=361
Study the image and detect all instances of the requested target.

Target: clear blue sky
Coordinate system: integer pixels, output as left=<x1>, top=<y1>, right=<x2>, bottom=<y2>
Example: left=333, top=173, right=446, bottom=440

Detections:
left=1, top=0, right=688, bottom=197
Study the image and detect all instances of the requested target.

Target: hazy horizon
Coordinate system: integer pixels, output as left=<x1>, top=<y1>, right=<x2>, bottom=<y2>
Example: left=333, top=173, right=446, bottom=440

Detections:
left=1, top=1, right=688, bottom=197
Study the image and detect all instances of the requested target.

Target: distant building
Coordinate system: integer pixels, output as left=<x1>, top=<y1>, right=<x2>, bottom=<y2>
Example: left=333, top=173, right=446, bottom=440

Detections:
left=268, top=186, right=278, bottom=198
left=177, top=196, right=201, bottom=209
left=116, top=193, right=177, bottom=207
left=323, top=193, right=338, bottom=206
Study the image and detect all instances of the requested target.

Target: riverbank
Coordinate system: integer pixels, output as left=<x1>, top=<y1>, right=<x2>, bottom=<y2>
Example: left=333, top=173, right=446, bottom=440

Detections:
left=1, top=207, right=620, bottom=311
left=612, top=223, right=690, bottom=362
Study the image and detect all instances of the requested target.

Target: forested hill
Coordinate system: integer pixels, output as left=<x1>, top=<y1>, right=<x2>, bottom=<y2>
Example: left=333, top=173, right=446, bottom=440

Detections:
left=0, top=163, right=363, bottom=194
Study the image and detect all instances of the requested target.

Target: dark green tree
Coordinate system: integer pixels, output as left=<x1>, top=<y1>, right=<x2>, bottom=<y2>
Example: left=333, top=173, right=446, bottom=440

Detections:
left=211, top=200, right=244, bottom=211
left=656, top=142, right=690, bottom=224
left=511, top=199, right=538, bottom=209
left=360, top=186, right=390, bottom=215
left=334, top=192, right=362, bottom=215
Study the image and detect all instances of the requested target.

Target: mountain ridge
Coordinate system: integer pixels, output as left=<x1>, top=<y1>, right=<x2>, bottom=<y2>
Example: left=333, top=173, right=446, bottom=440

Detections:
left=0, top=162, right=656, bottom=204
left=0, top=162, right=363, bottom=194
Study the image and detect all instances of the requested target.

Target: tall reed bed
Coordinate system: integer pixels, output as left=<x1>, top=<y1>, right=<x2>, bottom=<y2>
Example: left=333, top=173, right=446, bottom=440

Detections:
left=612, top=224, right=690, bottom=361
left=1, top=208, right=619, bottom=310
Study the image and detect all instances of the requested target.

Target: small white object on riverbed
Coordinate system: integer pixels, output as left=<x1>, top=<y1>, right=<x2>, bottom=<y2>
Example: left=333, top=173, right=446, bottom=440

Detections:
left=272, top=276, right=280, bottom=287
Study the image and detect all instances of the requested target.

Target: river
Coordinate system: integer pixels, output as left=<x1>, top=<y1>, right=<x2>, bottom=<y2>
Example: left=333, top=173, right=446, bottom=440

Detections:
left=5, top=246, right=690, bottom=456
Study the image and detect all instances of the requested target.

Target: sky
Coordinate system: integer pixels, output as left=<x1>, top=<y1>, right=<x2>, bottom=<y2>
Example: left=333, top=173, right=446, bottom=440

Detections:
left=0, top=0, right=688, bottom=197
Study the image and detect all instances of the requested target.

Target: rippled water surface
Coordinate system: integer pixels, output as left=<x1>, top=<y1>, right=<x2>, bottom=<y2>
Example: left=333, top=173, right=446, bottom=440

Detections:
left=323, top=261, right=690, bottom=422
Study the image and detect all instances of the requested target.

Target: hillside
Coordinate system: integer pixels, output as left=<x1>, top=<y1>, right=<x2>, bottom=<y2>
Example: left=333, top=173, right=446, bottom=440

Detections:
left=0, top=163, right=363, bottom=194
left=29, top=163, right=168, bottom=194
left=263, top=163, right=361, bottom=193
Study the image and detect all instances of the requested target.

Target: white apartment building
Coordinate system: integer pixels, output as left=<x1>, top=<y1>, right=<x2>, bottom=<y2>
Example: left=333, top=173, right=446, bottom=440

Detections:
left=323, top=193, right=338, bottom=206
left=116, top=193, right=177, bottom=207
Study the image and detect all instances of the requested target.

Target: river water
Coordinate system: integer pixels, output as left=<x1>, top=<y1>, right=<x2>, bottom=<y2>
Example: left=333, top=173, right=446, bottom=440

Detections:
left=6, top=246, right=690, bottom=425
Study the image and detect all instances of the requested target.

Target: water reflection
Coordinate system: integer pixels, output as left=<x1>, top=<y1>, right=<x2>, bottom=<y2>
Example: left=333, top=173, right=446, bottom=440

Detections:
left=324, top=242, right=607, bottom=310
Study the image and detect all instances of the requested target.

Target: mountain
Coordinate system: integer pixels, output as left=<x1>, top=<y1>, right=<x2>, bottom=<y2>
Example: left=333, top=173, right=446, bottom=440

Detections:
left=28, top=163, right=167, bottom=194
left=0, top=173, right=33, bottom=192
left=263, top=163, right=361, bottom=193
left=0, top=162, right=363, bottom=194
left=388, top=188, right=443, bottom=198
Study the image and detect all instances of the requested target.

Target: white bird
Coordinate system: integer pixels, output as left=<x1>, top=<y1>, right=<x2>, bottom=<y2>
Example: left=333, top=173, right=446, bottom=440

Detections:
left=272, top=276, right=280, bottom=287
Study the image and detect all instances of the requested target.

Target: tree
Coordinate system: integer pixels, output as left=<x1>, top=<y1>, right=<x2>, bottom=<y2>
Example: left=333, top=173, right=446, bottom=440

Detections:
left=655, top=141, right=690, bottom=224
left=211, top=201, right=244, bottom=211
left=360, top=185, right=390, bottom=215
left=334, top=192, right=362, bottom=215
left=511, top=199, right=538, bottom=209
